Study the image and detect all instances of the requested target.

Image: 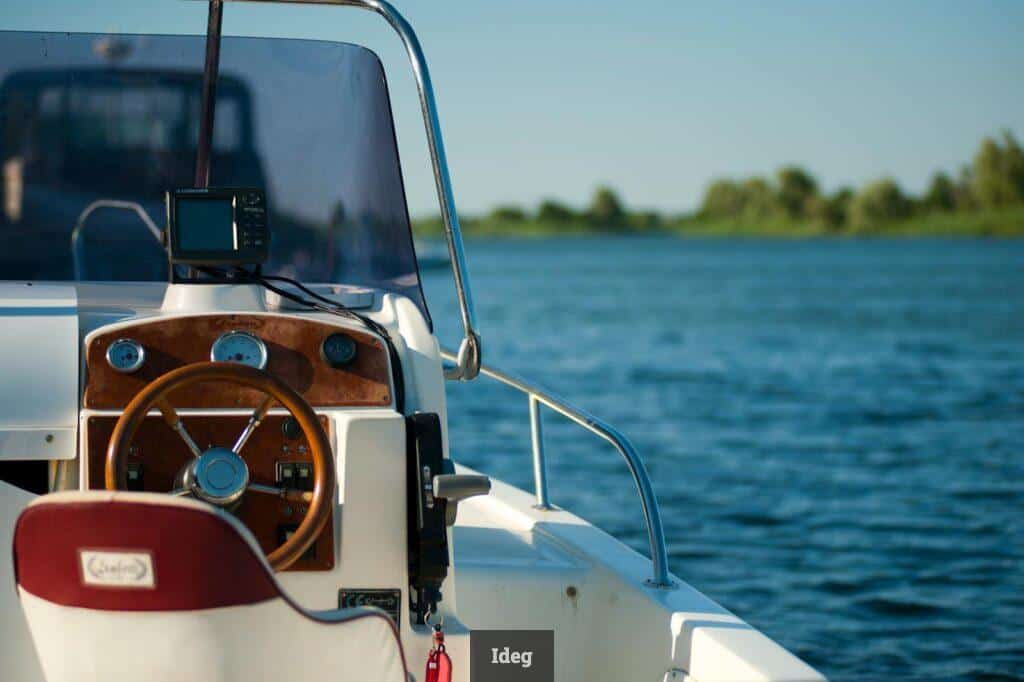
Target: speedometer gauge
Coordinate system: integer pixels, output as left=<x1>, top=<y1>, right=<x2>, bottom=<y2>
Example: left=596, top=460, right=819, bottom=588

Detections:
left=106, top=338, right=145, bottom=374
left=210, top=331, right=268, bottom=370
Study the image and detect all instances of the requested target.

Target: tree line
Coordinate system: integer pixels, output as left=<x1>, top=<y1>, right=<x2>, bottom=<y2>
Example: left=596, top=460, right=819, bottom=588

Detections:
left=417, top=131, right=1024, bottom=236
left=697, top=130, right=1024, bottom=231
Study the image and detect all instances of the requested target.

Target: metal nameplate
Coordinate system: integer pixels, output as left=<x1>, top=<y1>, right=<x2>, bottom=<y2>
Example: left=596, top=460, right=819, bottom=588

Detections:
left=337, top=588, right=402, bottom=625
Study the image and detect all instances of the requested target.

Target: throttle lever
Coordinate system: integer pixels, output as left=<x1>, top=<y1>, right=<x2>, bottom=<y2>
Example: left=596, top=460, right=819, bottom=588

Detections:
left=432, top=466, right=491, bottom=526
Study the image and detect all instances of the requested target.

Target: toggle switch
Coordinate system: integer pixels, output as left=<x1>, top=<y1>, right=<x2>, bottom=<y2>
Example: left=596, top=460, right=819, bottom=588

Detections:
left=276, top=462, right=296, bottom=488
left=294, top=463, right=314, bottom=491
left=126, top=462, right=144, bottom=491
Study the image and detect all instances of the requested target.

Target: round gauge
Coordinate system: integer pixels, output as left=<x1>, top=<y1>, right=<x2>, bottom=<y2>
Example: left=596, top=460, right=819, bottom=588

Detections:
left=106, top=338, right=145, bottom=374
left=321, top=332, right=357, bottom=368
left=210, top=331, right=268, bottom=370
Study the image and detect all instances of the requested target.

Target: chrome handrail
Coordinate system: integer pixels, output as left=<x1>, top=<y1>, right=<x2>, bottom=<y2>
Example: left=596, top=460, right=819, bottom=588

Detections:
left=228, top=0, right=482, bottom=381
left=441, top=349, right=676, bottom=589
left=71, top=200, right=163, bottom=281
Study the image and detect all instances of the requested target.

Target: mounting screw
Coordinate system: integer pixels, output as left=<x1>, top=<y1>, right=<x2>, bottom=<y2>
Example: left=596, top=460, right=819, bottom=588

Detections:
left=44, top=434, right=54, bottom=443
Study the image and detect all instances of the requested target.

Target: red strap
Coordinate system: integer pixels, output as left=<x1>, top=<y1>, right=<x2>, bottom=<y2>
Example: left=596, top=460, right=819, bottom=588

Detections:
left=425, top=627, right=452, bottom=682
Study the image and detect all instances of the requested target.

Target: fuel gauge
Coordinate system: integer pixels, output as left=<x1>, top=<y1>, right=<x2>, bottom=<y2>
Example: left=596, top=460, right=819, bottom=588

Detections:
left=106, top=338, right=145, bottom=374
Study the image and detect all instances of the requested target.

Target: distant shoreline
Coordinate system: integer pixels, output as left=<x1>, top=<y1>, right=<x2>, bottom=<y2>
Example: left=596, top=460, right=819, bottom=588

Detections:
left=414, top=206, right=1024, bottom=239
left=416, top=131, right=1024, bottom=239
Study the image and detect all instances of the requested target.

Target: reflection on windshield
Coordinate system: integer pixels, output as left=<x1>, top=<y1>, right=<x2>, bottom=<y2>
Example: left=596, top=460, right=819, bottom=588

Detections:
left=0, top=31, right=429, bottom=324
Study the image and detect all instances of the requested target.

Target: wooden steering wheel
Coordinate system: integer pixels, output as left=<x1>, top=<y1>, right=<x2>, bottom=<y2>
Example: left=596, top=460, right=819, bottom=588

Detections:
left=105, top=362, right=336, bottom=571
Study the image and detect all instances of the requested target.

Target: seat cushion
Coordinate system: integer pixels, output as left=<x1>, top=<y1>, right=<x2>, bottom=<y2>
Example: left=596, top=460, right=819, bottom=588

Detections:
left=12, top=491, right=408, bottom=682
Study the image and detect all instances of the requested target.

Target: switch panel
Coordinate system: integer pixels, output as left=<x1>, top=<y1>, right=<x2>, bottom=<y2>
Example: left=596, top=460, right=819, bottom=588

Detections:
left=276, top=461, right=314, bottom=491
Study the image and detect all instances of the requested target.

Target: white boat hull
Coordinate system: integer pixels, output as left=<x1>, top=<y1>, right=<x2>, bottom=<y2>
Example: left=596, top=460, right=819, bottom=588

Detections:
left=452, top=469, right=824, bottom=682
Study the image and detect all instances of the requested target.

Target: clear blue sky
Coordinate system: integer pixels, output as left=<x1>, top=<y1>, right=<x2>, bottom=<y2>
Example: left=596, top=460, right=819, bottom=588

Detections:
left=1, top=0, right=1022, bottom=216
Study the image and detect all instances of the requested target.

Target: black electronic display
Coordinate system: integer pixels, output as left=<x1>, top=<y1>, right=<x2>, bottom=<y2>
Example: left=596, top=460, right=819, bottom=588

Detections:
left=166, top=188, right=269, bottom=266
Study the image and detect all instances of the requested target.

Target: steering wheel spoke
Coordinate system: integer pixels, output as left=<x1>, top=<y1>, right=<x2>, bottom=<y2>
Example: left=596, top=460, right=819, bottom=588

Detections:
left=248, top=482, right=313, bottom=503
left=232, top=395, right=275, bottom=455
left=155, top=398, right=203, bottom=458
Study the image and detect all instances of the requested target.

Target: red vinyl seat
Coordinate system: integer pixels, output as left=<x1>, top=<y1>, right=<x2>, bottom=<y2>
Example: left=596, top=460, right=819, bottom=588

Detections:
left=12, top=490, right=408, bottom=682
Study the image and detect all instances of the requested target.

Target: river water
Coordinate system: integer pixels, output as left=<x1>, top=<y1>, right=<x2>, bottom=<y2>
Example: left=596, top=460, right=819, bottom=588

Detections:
left=422, top=237, right=1024, bottom=681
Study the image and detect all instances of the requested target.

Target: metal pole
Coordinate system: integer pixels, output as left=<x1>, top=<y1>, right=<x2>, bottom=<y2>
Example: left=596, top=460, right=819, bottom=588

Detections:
left=195, top=0, right=224, bottom=189
left=529, top=395, right=552, bottom=510
left=222, top=0, right=482, bottom=380
left=364, top=0, right=480, bottom=380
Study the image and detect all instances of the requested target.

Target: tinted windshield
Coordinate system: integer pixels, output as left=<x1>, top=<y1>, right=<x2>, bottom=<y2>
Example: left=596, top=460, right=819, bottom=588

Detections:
left=0, top=31, right=429, bottom=321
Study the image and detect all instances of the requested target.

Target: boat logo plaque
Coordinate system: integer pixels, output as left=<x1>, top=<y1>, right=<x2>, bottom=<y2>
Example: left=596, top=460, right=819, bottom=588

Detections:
left=79, top=550, right=155, bottom=589
left=338, top=588, right=402, bottom=625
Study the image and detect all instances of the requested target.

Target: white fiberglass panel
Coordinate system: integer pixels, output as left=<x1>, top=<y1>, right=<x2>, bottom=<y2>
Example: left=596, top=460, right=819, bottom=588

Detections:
left=0, top=282, right=78, bottom=460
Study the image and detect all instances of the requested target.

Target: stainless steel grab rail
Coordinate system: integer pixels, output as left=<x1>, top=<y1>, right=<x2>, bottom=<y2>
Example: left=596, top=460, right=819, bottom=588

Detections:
left=227, top=0, right=481, bottom=381
left=441, top=349, right=676, bottom=589
left=71, top=200, right=164, bottom=281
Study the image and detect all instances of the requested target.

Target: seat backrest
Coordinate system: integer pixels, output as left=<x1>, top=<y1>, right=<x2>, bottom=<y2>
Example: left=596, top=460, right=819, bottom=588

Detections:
left=12, top=491, right=408, bottom=682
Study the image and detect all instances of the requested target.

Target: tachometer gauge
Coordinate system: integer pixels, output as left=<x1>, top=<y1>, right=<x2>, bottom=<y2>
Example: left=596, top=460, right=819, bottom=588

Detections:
left=106, top=338, right=145, bottom=374
left=210, top=331, right=268, bottom=370
left=321, top=332, right=357, bottom=368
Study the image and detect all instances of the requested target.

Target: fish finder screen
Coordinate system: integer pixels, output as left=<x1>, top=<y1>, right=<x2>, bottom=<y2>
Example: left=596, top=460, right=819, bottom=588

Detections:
left=175, top=198, right=235, bottom=252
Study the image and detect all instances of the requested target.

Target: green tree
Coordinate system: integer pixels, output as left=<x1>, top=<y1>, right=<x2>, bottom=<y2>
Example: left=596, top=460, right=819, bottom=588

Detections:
left=628, top=211, right=662, bottom=231
left=1006, top=132, right=1024, bottom=201
left=828, top=187, right=854, bottom=228
left=489, top=205, right=527, bottom=222
left=588, top=186, right=626, bottom=226
left=536, top=199, right=575, bottom=223
left=972, top=131, right=1024, bottom=208
left=700, top=179, right=746, bottom=219
left=848, top=178, right=912, bottom=230
left=954, top=165, right=976, bottom=211
left=741, top=177, right=777, bottom=220
left=776, top=166, right=819, bottom=219
left=804, top=186, right=852, bottom=231
left=923, top=172, right=956, bottom=212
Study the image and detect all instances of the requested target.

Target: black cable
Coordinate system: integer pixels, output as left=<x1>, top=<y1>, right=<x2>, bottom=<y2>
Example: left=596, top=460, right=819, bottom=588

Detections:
left=260, top=275, right=390, bottom=336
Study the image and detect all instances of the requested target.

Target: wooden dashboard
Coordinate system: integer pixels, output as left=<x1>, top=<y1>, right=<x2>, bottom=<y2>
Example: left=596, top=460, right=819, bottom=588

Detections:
left=84, top=314, right=393, bottom=409
left=85, top=414, right=334, bottom=571
left=82, top=313, right=394, bottom=572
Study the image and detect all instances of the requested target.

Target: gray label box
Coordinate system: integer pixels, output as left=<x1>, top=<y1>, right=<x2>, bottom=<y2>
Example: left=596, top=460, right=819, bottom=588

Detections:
left=470, top=630, right=554, bottom=682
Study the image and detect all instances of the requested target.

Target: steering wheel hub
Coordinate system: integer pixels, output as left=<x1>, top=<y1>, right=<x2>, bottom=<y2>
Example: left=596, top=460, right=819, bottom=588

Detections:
left=185, top=447, right=250, bottom=506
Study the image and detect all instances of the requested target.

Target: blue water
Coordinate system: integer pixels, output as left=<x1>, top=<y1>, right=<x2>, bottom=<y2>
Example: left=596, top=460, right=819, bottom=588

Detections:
left=422, top=238, right=1024, bottom=681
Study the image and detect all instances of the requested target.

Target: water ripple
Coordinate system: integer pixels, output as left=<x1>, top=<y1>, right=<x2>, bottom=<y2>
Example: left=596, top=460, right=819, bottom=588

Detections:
left=424, top=238, right=1024, bottom=680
